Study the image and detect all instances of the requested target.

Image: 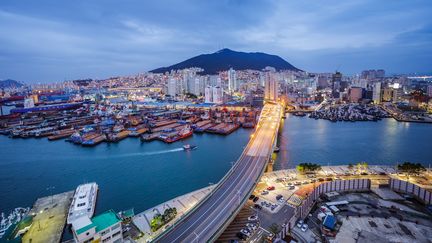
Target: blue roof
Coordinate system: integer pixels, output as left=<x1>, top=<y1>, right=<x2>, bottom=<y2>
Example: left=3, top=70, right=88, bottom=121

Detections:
left=323, top=215, right=336, bottom=230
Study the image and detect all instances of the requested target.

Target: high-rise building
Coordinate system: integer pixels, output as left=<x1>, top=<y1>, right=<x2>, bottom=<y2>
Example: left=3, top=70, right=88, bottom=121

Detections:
left=228, top=68, right=237, bottom=92
left=204, top=86, right=223, bottom=104
left=212, top=86, right=223, bottom=104
left=317, top=75, right=329, bottom=89
left=427, top=85, right=432, bottom=97
left=382, top=87, right=393, bottom=102
left=372, top=82, right=381, bottom=104
left=348, top=87, right=363, bottom=103
left=167, top=78, right=177, bottom=97
left=264, top=72, right=278, bottom=102
left=204, top=86, right=212, bottom=103
left=332, top=72, right=342, bottom=98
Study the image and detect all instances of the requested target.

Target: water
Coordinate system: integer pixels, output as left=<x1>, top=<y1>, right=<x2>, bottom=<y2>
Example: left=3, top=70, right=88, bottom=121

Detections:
left=1, top=116, right=431, bottom=230
left=0, top=129, right=251, bottom=216
left=275, top=114, right=432, bottom=170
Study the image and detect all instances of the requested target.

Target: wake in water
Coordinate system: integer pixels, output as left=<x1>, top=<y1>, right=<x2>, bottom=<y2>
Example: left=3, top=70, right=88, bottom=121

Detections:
left=100, top=148, right=185, bottom=159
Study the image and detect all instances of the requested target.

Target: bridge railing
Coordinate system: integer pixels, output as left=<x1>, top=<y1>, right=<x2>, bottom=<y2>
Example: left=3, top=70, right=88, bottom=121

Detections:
left=153, top=104, right=280, bottom=242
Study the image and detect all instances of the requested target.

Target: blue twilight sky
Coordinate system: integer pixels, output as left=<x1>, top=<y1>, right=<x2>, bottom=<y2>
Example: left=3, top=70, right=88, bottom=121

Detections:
left=0, top=0, right=431, bottom=83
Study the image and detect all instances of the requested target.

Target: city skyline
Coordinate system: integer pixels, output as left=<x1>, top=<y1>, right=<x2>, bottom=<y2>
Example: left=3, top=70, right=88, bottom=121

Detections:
left=1, top=0, right=431, bottom=83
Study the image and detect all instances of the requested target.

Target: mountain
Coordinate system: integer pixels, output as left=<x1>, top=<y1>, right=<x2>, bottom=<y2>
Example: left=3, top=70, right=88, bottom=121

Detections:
left=150, top=48, right=302, bottom=74
left=0, top=79, right=24, bottom=89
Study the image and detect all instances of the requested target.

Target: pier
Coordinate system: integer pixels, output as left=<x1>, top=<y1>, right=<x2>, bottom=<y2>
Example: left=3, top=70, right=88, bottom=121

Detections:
left=21, top=191, right=74, bottom=243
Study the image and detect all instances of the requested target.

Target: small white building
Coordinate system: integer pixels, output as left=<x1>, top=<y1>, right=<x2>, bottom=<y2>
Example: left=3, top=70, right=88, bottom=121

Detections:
left=72, top=210, right=123, bottom=243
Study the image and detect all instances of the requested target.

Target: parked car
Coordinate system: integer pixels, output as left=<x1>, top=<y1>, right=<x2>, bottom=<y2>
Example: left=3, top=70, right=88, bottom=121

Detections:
left=276, top=194, right=283, bottom=200
left=267, top=186, right=275, bottom=191
left=254, top=204, right=262, bottom=210
left=248, top=215, right=259, bottom=221
left=236, top=232, right=247, bottom=240
left=288, top=186, right=295, bottom=190
left=240, top=229, right=251, bottom=237
left=296, top=220, right=303, bottom=228
left=253, top=196, right=259, bottom=202
left=246, top=223, right=258, bottom=231
left=261, top=190, right=269, bottom=195
left=249, top=194, right=256, bottom=200
left=301, top=224, right=308, bottom=232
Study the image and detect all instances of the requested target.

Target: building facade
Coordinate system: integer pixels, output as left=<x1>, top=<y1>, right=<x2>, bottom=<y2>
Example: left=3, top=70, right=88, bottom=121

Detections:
left=72, top=210, right=123, bottom=243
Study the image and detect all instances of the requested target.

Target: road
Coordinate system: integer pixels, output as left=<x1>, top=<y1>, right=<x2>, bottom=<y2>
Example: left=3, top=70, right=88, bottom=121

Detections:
left=155, top=103, right=282, bottom=242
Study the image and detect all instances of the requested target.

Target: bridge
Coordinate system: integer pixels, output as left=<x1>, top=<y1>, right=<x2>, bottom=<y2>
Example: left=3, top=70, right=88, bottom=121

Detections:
left=155, top=102, right=283, bottom=242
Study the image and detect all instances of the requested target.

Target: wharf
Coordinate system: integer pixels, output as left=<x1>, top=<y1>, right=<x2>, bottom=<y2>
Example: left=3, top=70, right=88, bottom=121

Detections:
left=22, top=191, right=74, bottom=243
left=133, top=185, right=215, bottom=242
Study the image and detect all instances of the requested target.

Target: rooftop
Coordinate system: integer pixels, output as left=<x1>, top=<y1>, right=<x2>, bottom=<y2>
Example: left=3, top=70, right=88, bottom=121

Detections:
left=91, top=210, right=121, bottom=233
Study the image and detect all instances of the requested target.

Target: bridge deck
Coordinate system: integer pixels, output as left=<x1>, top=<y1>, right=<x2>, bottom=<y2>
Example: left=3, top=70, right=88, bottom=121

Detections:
left=155, top=103, right=282, bottom=242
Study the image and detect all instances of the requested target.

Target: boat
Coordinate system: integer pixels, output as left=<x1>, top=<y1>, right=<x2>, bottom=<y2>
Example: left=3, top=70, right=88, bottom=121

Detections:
left=67, top=182, right=98, bottom=224
left=164, top=126, right=193, bottom=143
left=274, top=147, right=280, bottom=153
left=10, top=102, right=83, bottom=114
left=183, top=144, right=197, bottom=150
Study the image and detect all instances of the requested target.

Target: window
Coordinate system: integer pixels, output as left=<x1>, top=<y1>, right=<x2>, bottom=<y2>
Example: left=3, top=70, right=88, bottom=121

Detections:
left=111, top=224, right=120, bottom=231
left=112, top=230, right=121, bottom=238
left=77, top=202, right=86, bottom=207
left=102, top=236, right=111, bottom=242
left=100, top=229, right=110, bottom=236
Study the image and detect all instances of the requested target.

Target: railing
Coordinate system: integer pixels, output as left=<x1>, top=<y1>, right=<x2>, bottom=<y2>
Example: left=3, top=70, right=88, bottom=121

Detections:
left=153, top=103, right=282, bottom=242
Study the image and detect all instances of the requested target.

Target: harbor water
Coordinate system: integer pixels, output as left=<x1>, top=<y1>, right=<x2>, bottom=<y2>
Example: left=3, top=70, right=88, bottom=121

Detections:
left=275, top=114, right=432, bottom=170
left=1, top=115, right=432, bottom=227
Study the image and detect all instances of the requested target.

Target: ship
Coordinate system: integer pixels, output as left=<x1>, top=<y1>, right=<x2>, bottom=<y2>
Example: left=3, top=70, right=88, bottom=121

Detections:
left=81, top=134, right=106, bottom=146
left=67, top=182, right=98, bottom=224
left=163, top=126, right=193, bottom=143
left=10, top=101, right=83, bottom=114
left=183, top=144, right=197, bottom=151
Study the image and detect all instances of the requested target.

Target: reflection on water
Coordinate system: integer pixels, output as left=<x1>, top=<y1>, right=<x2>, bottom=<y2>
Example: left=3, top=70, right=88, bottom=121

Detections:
left=275, top=115, right=432, bottom=170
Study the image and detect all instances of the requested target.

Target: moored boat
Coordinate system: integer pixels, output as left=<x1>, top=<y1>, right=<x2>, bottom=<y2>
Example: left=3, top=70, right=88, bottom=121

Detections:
left=67, top=182, right=98, bottom=224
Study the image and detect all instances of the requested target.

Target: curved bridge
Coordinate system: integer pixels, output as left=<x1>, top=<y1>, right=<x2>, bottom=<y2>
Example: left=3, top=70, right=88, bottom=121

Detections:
left=155, top=103, right=283, bottom=242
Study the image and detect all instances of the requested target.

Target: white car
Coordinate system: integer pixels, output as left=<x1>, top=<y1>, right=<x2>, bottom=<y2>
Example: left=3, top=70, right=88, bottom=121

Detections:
left=248, top=215, right=258, bottom=221
left=261, top=190, right=269, bottom=195
left=301, top=224, right=308, bottom=232
left=246, top=223, right=258, bottom=231
left=240, top=229, right=251, bottom=236
left=296, top=220, right=303, bottom=228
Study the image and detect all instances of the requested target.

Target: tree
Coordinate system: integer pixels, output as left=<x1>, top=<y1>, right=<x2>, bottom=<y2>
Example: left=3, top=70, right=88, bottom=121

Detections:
left=296, top=163, right=322, bottom=174
left=348, top=163, right=354, bottom=172
left=356, top=162, right=368, bottom=174
left=398, top=162, right=426, bottom=179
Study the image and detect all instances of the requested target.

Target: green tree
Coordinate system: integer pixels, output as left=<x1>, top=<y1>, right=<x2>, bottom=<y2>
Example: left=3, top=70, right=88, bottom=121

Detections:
left=398, top=162, right=426, bottom=179
left=296, top=163, right=322, bottom=174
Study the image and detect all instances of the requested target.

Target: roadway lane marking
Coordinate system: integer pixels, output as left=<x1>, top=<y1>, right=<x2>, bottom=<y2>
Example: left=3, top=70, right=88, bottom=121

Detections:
left=160, top=105, right=281, bottom=242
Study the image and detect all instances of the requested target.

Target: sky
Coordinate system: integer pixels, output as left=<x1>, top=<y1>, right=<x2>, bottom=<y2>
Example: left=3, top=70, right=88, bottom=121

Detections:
left=0, top=0, right=431, bottom=83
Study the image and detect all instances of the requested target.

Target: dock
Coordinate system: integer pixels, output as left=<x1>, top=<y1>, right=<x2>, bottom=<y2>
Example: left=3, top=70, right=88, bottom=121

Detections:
left=21, top=191, right=74, bottom=243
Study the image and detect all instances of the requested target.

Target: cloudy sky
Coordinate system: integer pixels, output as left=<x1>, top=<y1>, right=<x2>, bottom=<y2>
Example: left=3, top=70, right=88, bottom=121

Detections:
left=1, top=0, right=431, bottom=83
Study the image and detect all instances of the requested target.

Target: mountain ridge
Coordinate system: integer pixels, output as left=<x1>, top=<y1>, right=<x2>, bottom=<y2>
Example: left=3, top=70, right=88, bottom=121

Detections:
left=150, top=48, right=302, bottom=74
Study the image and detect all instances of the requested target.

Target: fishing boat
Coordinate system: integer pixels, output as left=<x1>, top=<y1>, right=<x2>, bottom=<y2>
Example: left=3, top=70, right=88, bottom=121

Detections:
left=183, top=144, right=197, bottom=151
